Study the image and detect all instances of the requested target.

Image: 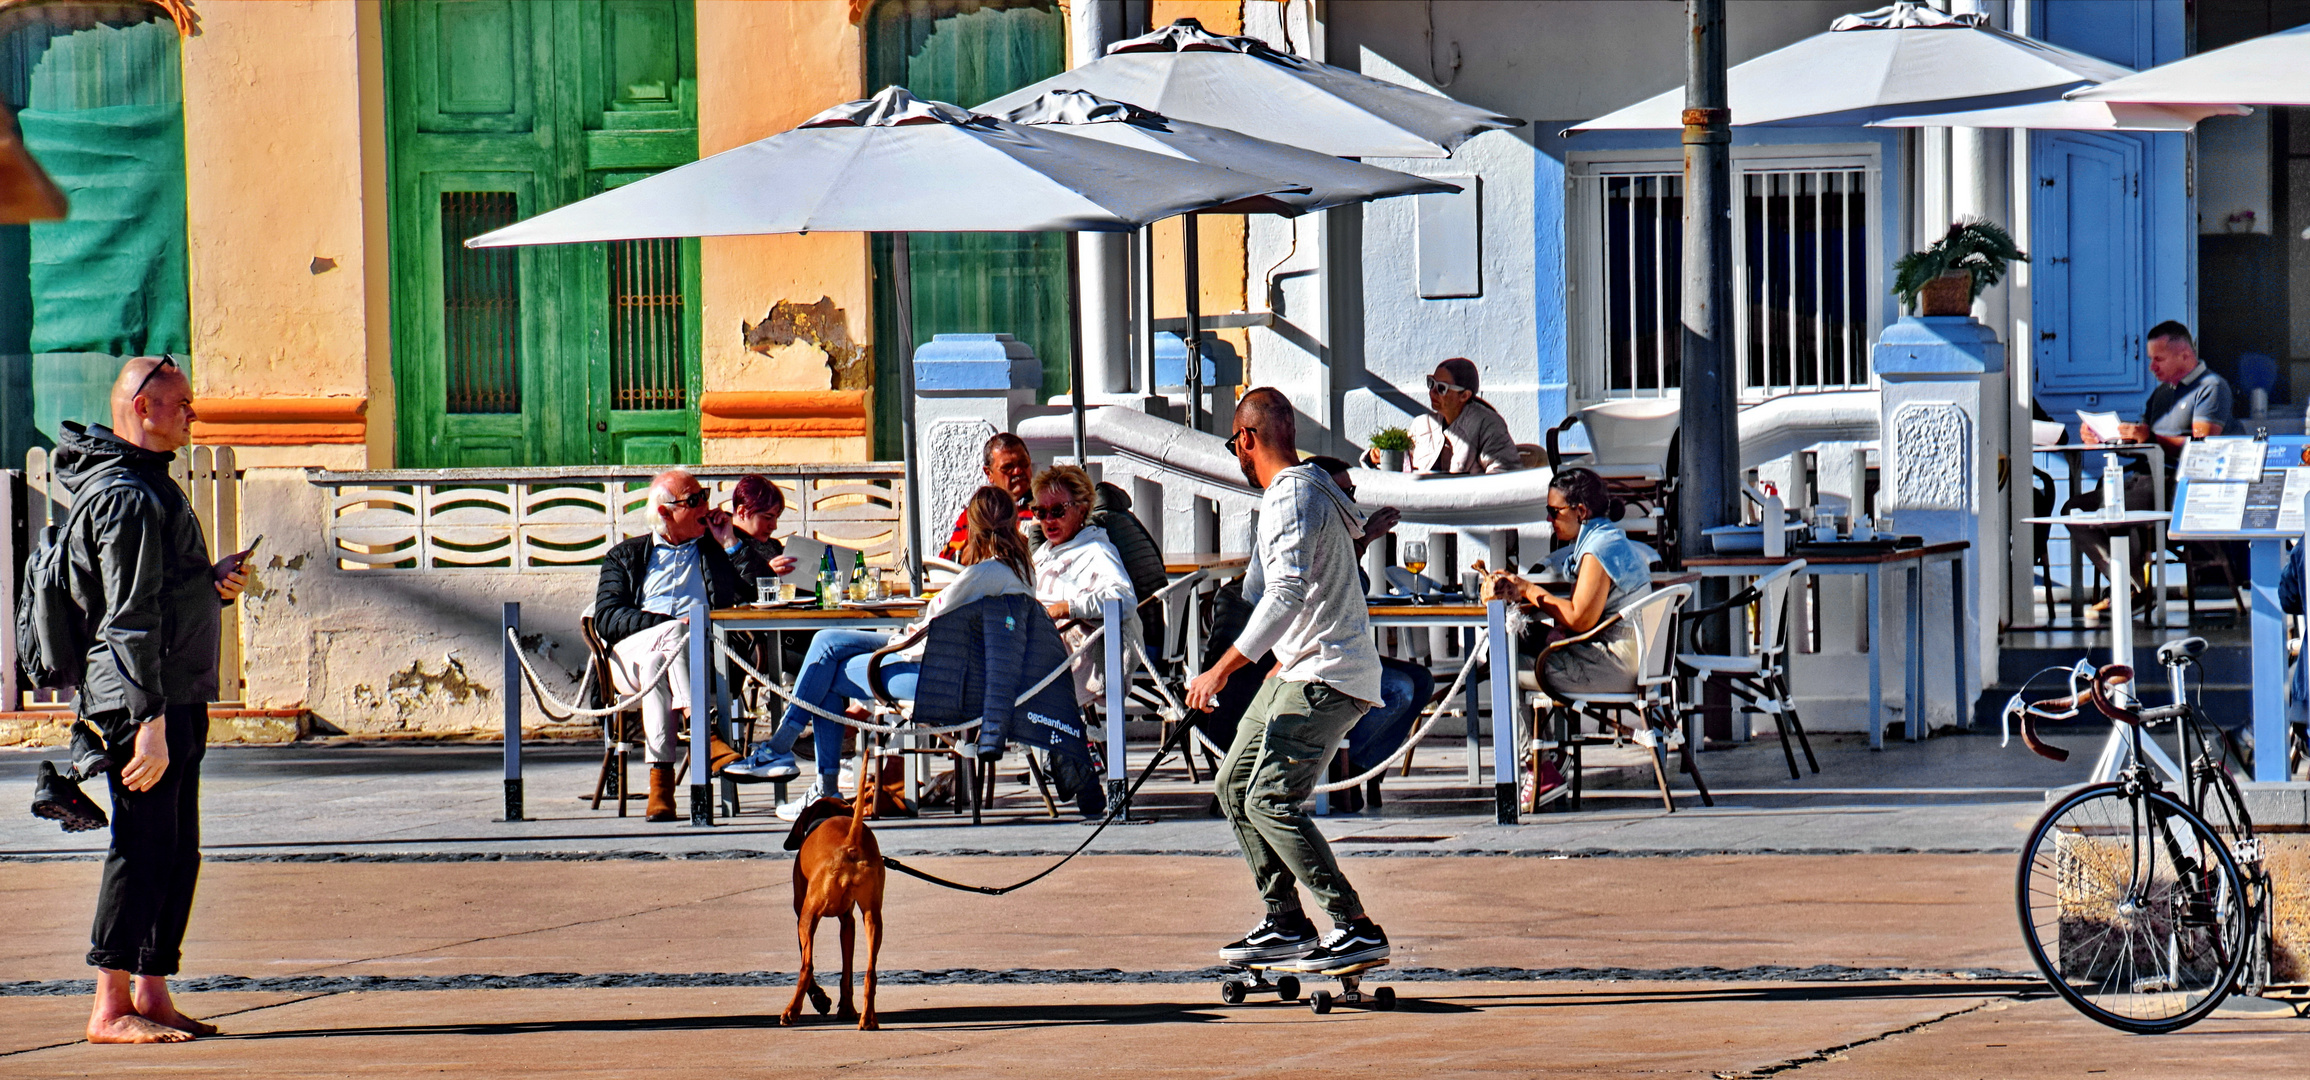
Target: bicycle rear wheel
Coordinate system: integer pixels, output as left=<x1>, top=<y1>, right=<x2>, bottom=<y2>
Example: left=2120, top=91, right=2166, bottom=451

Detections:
left=2017, top=783, right=2248, bottom=1034
left=2189, top=762, right=2272, bottom=996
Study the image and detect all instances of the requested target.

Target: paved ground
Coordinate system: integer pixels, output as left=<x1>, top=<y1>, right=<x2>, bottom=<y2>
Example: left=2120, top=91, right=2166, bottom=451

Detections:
left=3, top=729, right=2303, bottom=1076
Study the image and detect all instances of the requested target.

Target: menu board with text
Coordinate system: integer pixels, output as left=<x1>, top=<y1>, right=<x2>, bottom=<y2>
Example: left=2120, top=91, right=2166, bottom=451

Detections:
left=2169, top=437, right=2310, bottom=539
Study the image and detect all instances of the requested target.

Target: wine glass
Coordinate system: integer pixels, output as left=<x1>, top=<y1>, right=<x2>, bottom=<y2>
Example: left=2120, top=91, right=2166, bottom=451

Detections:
left=1402, top=539, right=1428, bottom=595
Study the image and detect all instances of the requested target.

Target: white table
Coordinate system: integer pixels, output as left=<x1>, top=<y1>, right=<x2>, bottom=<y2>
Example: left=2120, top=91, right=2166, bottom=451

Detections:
left=2022, top=511, right=2171, bottom=681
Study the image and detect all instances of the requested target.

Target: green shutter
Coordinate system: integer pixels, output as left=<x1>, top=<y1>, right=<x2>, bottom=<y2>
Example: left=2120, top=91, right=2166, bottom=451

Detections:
left=866, top=0, right=1069, bottom=459
left=387, top=0, right=699, bottom=468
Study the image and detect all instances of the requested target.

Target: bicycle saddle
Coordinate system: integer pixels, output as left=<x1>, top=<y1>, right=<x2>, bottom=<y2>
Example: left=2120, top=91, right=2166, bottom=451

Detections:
left=2155, top=637, right=2209, bottom=666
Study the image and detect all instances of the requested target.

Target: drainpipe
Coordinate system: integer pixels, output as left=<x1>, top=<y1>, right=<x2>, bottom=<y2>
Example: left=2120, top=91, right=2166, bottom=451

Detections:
left=1679, top=0, right=1738, bottom=624
left=1071, top=1, right=1135, bottom=406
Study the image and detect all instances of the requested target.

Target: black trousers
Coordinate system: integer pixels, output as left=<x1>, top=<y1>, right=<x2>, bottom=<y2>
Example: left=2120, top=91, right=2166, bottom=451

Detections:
left=87, top=703, right=207, bottom=976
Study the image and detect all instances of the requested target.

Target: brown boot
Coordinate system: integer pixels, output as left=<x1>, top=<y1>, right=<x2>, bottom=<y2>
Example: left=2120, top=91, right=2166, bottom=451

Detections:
left=709, top=736, right=742, bottom=776
left=646, top=764, right=677, bottom=822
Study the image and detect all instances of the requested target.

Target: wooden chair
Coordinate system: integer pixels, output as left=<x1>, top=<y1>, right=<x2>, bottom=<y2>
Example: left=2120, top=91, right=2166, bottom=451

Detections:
left=1523, top=584, right=1708, bottom=813
left=579, top=616, right=645, bottom=816
left=1676, top=561, right=1818, bottom=780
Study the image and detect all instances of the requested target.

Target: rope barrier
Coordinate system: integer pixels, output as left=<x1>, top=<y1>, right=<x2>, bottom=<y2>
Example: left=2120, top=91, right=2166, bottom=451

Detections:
left=1311, top=635, right=1490, bottom=794
left=503, top=627, right=681, bottom=720
left=718, top=643, right=983, bottom=738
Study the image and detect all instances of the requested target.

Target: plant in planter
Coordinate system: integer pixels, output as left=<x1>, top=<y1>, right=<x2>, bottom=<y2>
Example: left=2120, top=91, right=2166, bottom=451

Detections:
left=1368, top=426, right=1411, bottom=472
left=1893, top=221, right=2028, bottom=317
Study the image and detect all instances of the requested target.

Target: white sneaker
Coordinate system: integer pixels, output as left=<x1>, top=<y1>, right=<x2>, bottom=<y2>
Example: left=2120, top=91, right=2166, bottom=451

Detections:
left=775, top=776, right=831, bottom=822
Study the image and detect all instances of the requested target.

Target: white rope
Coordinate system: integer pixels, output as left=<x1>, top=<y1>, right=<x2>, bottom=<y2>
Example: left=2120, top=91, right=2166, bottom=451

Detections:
left=719, top=641, right=983, bottom=737
left=504, top=626, right=681, bottom=719
left=1311, top=635, right=1490, bottom=793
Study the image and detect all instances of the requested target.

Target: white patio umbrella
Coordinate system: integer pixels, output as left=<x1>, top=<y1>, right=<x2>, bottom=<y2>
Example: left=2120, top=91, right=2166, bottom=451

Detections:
left=1002, top=89, right=1462, bottom=429
left=975, top=18, right=1523, bottom=159
left=1002, top=89, right=1460, bottom=215
left=1868, top=98, right=2248, bottom=132
left=2068, top=23, right=2310, bottom=107
left=467, top=86, right=1294, bottom=587
left=1566, top=2, right=2134, bottom=132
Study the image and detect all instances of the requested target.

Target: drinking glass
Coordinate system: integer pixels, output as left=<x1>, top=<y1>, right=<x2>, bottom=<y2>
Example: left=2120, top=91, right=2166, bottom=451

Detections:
left=777, top=580, right=798, bottom=603
left=1402, top=539, right=1428, bottom=594
left=756, top=577, right=778, bottom=605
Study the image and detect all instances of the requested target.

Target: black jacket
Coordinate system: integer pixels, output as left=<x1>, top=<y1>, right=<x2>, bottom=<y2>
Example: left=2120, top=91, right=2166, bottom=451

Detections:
left=51, top=422, right=223, bottom=724
left=593, top=533, right=766, bottom=646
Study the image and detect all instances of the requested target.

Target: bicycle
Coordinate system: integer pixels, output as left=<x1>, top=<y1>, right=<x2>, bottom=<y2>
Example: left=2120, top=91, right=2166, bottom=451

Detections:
left=2002, top=636, right=2272, bottom=1033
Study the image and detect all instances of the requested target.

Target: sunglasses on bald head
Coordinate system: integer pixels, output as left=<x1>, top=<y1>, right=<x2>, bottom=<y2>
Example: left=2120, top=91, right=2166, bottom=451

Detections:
left=133, top=354, right=179, bottom=399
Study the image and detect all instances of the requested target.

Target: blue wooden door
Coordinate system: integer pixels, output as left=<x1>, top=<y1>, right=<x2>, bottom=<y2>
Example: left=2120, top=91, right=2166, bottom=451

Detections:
left=2032, top=132, right=2145, bottom=403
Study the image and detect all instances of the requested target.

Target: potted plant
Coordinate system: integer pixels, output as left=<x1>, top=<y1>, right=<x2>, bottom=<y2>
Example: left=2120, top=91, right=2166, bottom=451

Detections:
left=1368, top=426, right=1411, bottom=473
left=1893, top=221, right=2028, bottom=317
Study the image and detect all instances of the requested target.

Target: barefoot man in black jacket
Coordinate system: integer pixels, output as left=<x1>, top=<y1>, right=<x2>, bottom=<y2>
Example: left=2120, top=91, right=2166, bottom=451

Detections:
left=52, top=356, right=246, bottom=1043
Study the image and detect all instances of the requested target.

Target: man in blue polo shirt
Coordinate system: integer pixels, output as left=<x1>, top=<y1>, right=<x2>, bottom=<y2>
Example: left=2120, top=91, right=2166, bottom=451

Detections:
left=2074, top=321, right=2243, bottom=617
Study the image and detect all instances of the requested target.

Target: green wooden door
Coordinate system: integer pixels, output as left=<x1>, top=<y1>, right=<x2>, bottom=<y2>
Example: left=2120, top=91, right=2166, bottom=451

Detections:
left=866, top=0, right=1069, bottom=459
left=385, top=0, right=699, bottom=468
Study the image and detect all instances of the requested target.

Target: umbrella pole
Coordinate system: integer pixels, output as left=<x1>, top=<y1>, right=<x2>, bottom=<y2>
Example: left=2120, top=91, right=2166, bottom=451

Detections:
left=1068, top=232, right=1088, bottom=465
left=894, top=232, right=926, bottom=596
left=1183, top=214, right=1204, bottom=434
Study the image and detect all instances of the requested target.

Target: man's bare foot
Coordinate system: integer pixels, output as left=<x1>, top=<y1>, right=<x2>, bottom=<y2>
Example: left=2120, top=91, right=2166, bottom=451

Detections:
left=87, top=1013, right=194, bottom=1043
left=137, top=1005, right=218, bottom=1036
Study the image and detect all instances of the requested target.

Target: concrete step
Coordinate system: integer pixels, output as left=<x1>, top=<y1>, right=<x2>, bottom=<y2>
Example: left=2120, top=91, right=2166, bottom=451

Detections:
left=1977, top=635, right=2254, bottom=731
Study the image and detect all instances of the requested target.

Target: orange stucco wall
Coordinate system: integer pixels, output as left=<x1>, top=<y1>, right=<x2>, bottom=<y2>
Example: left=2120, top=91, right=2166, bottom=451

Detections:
left=694, top=0, right=874, bottom=464
left=180, top=0, right=378, bottom=469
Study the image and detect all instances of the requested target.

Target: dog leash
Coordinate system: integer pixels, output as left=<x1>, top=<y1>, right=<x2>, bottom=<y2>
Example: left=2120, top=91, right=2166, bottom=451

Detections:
left=878, top=718, right=1201, bottom=896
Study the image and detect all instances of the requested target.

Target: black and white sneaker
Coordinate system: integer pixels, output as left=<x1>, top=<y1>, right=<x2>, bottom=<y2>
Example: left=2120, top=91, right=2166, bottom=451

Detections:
left=1217, top=912, right=1320, bottom=963
left=1287, top=920, right=1390, bottom=971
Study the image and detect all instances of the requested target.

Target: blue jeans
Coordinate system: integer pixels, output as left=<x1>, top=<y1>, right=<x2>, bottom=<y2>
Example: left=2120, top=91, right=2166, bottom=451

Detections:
left=764, top=629, right=918, bottom=779
left=1347, top=657, right=1432, bottom=771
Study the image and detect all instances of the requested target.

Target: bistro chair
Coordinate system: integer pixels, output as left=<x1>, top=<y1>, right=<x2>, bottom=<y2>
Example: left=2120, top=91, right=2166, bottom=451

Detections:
left=578, top=616, right=645, bottom=816
left=1676, top=560, right=1818, bottom=780
left=1545, top=398, right=1682, bottom=551
left=1522, top=584, right=1709, bottom=813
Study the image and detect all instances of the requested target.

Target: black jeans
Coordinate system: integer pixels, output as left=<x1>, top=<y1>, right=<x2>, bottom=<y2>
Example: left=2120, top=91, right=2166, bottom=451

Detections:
left=87, top=703, right=207, bottom=976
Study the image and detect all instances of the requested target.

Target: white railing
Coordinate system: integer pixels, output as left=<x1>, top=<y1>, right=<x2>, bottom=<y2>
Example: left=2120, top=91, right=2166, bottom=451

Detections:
left=307, top=464, right=906, bottom=572
left=15, top=446, right=245, bottom=707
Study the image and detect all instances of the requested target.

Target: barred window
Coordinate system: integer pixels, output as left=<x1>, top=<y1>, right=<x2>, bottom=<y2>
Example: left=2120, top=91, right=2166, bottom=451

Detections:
left=439, top=191, right=521, bottom=415
left=1574, top=153, right=1880, bottom=401
left=608, top=237, right=687, bottom=411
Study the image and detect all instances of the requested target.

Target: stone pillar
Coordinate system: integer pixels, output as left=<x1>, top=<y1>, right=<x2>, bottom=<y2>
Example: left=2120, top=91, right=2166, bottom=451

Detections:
left=1875, top=315, right=2005, bottom=729
left=914, top=333, right=1039, bottom=559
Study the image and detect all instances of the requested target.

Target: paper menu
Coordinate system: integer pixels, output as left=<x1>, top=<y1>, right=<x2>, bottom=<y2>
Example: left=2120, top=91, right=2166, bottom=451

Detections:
left=2178, top=438, right=2267, bottom=482
left=775, top=535, right=859, bottom=584
left=2078, top=410, right=2124, bottom=441
left=2177, top=479, right=2248, bottom=533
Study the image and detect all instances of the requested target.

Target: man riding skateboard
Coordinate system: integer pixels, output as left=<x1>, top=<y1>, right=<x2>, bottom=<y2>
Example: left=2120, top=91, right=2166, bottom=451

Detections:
left=1187, top=387, right=1390, bottom=972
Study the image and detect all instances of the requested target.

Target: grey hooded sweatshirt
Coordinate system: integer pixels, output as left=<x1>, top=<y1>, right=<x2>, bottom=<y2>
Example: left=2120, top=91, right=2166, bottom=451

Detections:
left=51, top=422, right=223, bottom=727
left=1234, top=462, right=1382, bottom=706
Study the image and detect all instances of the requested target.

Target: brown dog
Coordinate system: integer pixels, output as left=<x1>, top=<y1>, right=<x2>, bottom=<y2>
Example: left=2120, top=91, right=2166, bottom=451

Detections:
left=779, top=758, right=886, bottom=1030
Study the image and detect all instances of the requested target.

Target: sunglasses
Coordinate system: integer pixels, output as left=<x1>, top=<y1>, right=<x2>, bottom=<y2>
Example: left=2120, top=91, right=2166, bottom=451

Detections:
left=1224, top=426, right=1257, bottom=456
left=1427, top=376, right=1466, bottom=395
left=1544, top=504, right=1579, bottom=520
left=133, top=354, right=180, bottom=399
left=667, top=489, right=709, bottom=509
left=1030, top=500, right=1078, bottom=521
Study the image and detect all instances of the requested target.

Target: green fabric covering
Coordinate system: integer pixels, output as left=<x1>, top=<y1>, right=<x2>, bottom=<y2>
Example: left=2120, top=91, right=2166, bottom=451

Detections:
left=20, top=103, right=188, bottom=356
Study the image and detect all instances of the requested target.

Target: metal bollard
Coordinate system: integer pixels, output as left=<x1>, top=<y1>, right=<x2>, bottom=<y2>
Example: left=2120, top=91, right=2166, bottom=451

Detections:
left=1103, top=595, right=1129, bottom=818
left=501, top=602, right=524, bottom=822
left=1487, top=599, right=1519, bottom=825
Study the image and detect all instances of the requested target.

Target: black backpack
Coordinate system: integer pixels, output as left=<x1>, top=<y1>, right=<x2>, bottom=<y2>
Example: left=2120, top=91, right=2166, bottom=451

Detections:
left=14, top=471, right=148, bottom=688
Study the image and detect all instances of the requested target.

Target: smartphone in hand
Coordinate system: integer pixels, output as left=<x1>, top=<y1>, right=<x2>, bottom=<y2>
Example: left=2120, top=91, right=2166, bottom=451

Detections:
left=217, top=534, right=263, bottom=577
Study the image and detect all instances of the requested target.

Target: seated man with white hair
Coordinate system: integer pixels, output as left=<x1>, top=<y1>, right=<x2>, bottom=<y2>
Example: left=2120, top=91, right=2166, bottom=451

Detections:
left=594, top=468, right=768, bottom=822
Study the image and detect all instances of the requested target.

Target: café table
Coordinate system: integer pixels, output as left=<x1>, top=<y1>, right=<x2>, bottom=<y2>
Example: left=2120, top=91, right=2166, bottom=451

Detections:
left=2019, top=512, right=2170, bottom=682
left=1682, top=542, right=1968, bottom=749
left=2028, top=442, right=2167, bottom=625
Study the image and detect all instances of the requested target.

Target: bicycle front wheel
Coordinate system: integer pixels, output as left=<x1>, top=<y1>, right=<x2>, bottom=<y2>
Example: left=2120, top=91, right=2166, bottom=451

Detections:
left=2017, top=783, right=2249, bottom=1034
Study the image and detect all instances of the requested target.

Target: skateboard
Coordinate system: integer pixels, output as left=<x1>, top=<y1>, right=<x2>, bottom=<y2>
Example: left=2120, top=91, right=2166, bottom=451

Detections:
left=1219, top=959, right=1396, bottom=1014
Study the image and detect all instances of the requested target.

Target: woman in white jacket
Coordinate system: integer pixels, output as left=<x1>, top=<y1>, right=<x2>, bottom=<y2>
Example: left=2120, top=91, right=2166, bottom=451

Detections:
left=1028, top=465, right=1143, bottom=704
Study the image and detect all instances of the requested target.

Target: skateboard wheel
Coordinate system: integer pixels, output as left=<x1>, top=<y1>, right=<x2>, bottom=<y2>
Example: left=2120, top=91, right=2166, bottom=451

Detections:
left=1220, top=980, right=1247, bottom=1005
left=1309, top=990, right=1333, bottom=1015
left=1275, top=975, right=1300, bottom=1002
left=1373, top=986, right=1396, bottom=1011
